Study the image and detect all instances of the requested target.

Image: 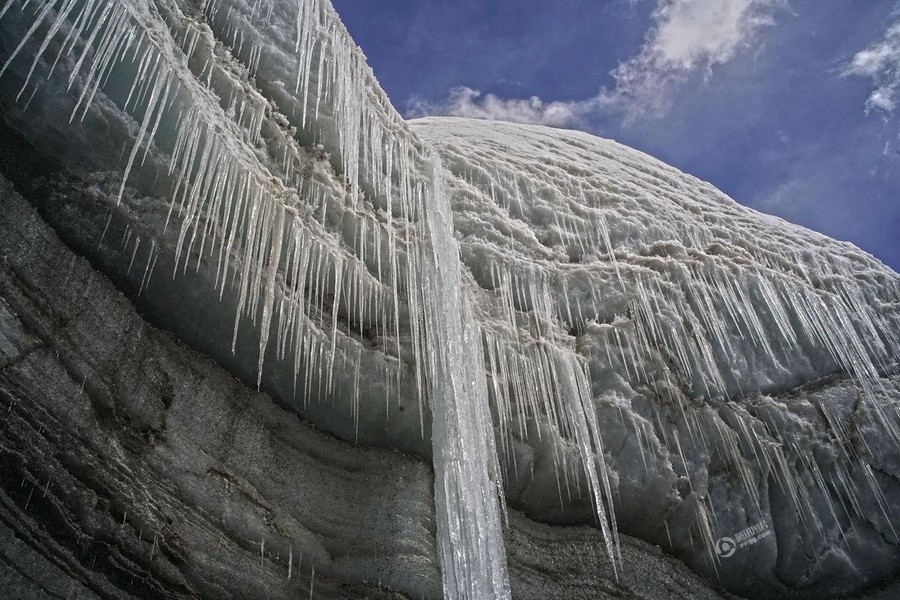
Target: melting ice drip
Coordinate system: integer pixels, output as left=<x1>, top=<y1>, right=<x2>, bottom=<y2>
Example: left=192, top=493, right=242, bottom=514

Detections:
left=422, top=155, right=511, bottom=598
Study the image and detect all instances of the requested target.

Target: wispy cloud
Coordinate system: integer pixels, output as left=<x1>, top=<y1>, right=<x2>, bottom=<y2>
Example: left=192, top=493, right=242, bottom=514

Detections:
left=408, top=86, right=599, bottom=128
left=844, top=19, right=900, bottom=114
left=601, top=0, right=782, bottom=119
left=409, top=0, right=782, bottom=126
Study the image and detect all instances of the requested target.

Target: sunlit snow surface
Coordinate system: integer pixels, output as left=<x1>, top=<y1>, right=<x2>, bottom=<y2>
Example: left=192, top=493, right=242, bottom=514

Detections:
left=1, top=0, right=899, bottom=598
left=414, top=116, right=900, bottom=595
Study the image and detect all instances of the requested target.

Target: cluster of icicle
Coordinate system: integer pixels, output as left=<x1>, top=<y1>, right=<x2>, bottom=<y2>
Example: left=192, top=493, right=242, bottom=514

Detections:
left=478, top=254, right=899, bottom=567
left=437, top=144, right=900, bottom=568
left=0, top=0, right=511, bottom=597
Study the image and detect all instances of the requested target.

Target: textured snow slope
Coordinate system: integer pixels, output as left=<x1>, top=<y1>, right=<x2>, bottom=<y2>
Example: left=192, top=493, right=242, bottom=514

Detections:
left=413, top=117, right=900, bottom=597
left=1, top=0, right=899, bottom=598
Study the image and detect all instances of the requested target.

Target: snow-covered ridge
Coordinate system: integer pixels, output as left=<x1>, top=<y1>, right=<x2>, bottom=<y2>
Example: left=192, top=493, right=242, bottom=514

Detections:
left=1, top=1, right=899, bottom=598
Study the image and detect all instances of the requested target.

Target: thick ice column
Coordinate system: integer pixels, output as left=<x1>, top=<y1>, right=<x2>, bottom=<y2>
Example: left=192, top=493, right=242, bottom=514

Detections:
left=421, top=155, right=511, bottom=599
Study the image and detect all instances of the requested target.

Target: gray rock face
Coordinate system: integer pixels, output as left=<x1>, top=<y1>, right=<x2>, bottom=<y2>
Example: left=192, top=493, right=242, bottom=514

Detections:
left=0, top=174, right=440, bottom=599
left=0, top=175, right=736, bottom=598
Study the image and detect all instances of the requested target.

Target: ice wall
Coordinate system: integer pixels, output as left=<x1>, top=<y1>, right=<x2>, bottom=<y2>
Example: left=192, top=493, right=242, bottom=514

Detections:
left=1, top=0, right=900, bottom=598
left=0, top=0, right=513, bottom=597
left=413, top=117, right=900, bottom=597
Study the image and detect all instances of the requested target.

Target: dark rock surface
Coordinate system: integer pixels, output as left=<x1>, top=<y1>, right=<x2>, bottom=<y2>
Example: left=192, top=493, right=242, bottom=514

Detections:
left=0, top=174, right=438, bottom=599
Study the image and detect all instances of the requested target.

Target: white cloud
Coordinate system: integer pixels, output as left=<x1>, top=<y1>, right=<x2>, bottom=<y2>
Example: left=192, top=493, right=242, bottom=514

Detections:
left=408, top=86, right=598, bottom=128
left=844, top=20, right=900, bottom=114
left=410, top=0, right=782, bottom=125
left=599, top=0, right=782, bottom=119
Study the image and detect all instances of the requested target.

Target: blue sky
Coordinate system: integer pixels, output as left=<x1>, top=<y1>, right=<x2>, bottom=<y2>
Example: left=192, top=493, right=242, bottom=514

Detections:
left=332, top=0, right=900, bottom=271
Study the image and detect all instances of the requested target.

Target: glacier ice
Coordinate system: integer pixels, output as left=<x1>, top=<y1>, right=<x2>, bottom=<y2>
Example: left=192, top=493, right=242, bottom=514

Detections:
left=1, top=0, right=899, bottom=598
left=1, top=0, right=512, bottom=597
left=412, top=118, right=900, bottom=595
